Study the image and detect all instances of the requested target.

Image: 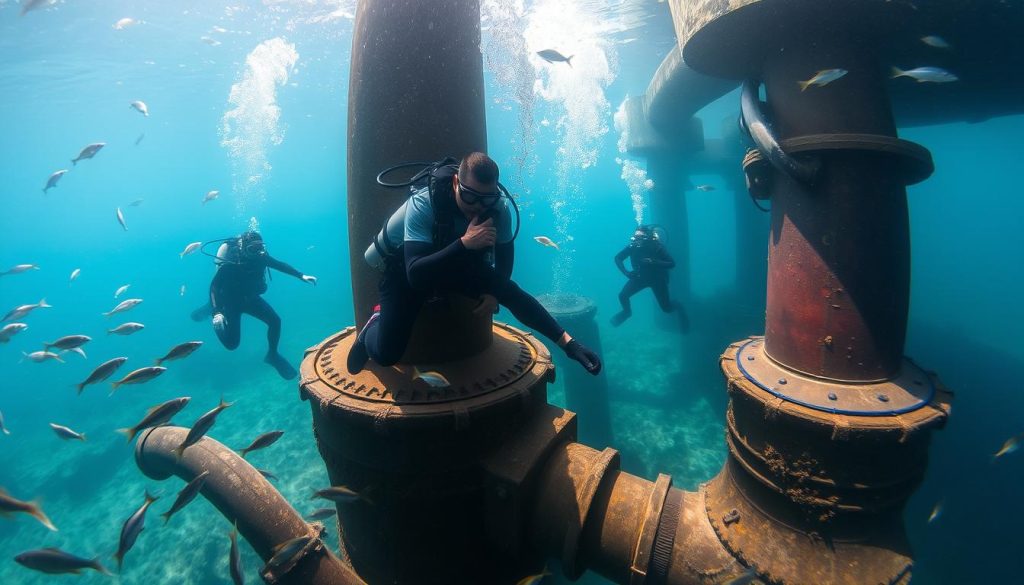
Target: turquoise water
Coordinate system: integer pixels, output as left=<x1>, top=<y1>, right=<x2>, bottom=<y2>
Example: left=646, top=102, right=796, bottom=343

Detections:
left=1, top=1, right=1021, bottom=584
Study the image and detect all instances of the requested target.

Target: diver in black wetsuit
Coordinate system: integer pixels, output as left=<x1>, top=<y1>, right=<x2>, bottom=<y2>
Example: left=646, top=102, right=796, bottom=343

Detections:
left=346, top=152, right=601, bottom=376
left=190, top=231, right=317, bottom=380
left=610, top=225, right=680, bottom=327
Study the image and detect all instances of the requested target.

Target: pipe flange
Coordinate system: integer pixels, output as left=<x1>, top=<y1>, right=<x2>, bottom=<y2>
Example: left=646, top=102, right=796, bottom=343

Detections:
left=737, top=338, right=935, bottom=416
left=704, top=462, right=913, bottom=585
left=304, top=322, right=552, bottom=406
left=563, top=448, right=620, bottom=580
left=259, top=523, right=327, bottom=584
left=629, top=474, right=673, bottom=585
left=779, top=133, right=933, bottom=185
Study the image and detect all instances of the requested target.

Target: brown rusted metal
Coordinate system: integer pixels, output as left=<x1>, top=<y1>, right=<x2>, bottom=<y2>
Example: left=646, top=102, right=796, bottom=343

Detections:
left=717, top=339, right=951, bottom=584
left=301, top=322, right=554, bottom=584
left=135, top=427, right=363, bottom=585
left=347, top=0, right=490, bottom=363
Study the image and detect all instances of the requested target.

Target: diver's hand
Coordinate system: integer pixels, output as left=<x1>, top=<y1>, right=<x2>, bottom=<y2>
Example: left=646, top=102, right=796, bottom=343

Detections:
left=212, top=313, right=226, bottom=333
left=301, top=274, right=318, bottom=286
left=473, top=294, right=498, bottom=315
left=461, top=216, right=496, bottom=250
left=563, top=339, right=602, bottom=375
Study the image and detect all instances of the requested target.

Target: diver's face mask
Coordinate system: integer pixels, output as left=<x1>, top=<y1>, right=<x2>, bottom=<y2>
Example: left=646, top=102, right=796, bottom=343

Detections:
left=456, top=178, right=501, bottom=208
left=631, top=231, right=651, bottom=245
left=241, top=238, right=266, bottom=259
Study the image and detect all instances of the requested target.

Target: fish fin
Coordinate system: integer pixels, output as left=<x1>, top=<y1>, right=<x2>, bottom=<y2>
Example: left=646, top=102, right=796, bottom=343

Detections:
left=92, top=559, right=113, bottom=577
left=161, top=511, right=171, bottom=525
left=115, top=427, right=137, bottom=443
left=2, top=428, right=9, bottom=435
left=112, top=550, right=123, bottom=571
left=798, top=79, right=812, bottom=92
left=38, top=298, right=50, bottom=308
left=79, top=433, right=87, bottom=442
left=239, top=448, right=249, bottom=459
left=890, top=66, right=905, bottom=79
left=566, top=55, right=573, bottom=68
left=28, top=503, right=57, bottom=531
left=154, top=358, right=164, bottom=366
left=19, top=352, right=26, bottom=364
left=102, top=311, right=112, bottom=318
left=54, top=354, right=65, bottom=364
left=173, top=445, right=186, bottom=460
left=144, top=490, right=159, bottom=504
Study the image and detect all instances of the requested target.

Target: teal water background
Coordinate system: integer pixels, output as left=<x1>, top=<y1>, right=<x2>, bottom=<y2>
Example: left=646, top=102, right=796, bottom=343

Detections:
left=1, top=1, right=1021, bottom=583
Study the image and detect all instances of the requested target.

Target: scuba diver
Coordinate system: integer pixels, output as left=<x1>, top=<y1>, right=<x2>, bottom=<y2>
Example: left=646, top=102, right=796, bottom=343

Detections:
left=190, top=230, right=317, bottom=380
left=610, top=225, right=683, bottom=327
left=347, top=152, right=602, bottom=376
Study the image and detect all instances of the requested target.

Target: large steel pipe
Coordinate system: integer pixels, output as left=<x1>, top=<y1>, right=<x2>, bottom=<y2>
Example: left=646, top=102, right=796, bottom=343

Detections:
left=347, top=0, right=490, bottom=363
left=135, top=427, right=362, bottom=585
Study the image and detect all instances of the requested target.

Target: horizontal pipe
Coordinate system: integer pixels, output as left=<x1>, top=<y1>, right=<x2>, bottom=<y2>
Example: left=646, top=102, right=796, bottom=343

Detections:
left=135, top=426, right=363, bottom=585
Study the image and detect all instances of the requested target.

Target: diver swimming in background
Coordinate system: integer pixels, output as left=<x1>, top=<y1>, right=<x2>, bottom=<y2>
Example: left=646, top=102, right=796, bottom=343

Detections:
left=611, top=225, right=684, bottom=327
left=191, top=231, right=317, bottom=380
left=346, top=152, right=602, bottom=376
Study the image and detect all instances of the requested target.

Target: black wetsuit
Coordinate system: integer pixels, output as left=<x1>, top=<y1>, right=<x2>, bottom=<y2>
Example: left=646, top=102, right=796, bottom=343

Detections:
left=362, top=183, right=566, bottom=367
left=612, top=238, right=677, bottom=324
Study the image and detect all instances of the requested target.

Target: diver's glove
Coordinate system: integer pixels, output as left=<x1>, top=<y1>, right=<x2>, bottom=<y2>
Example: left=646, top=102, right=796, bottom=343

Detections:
left=301, top=274, right=318, bottom=286
left=212, top=312, right=226, bottom=333
left=563, top=339, right=602, bottom=375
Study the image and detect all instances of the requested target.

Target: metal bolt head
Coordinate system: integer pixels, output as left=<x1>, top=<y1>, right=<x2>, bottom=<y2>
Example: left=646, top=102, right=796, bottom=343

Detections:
left=877, top=394, right=890, bottom=403
left=747, top=355, right=755, bottom=361
left=778, top=378, right=787, bottom=385
left=828, top=392, right=837, bottom=401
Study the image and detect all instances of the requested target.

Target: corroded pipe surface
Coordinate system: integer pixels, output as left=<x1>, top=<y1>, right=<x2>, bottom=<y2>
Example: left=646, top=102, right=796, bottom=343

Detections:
left=135, top=426, right=362, bottom=585
left=529, top=440, right=745, bottom=585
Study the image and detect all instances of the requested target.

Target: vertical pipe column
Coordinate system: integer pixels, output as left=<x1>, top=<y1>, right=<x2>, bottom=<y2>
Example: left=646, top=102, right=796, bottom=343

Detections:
left=646, top=150, right=689, bottom=314
left=347, top=0, right=490, bottom=362
left=538, top=294, right=613, bottom=446
left=762, top=42, right=910, bottom=381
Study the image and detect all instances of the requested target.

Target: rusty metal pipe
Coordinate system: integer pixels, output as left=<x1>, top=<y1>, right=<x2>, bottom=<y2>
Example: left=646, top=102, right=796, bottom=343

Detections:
left=135, top=426, right=363, bottom=585
left=530, top=441, right=745, bottom=585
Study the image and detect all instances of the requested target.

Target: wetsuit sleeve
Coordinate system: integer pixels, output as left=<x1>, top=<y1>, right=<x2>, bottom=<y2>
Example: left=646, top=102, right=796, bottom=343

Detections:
left=264, top=255, right=304, bottom=279
left=405, top=239, right=467, bottom=290
left=494, top=241, right=514, bottom=284
left=210, top=267, right=229, bottom=310
left=650, top=244, right=676, bottom=269
left=614, top=246, right=632, bottom=277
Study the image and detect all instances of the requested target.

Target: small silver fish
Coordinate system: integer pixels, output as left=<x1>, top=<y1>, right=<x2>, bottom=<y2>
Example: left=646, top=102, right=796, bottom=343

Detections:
left=305, top=508, right=336, bottom=521
left=798, top=68, right=848, bottom=91
left=104, top=298, right=142, bottom=317
left=128, top=198, right=144, bottom=206
left=117, top=396, right=191, bottom=442
left=71, top=142, right=105, bottom=165
left=238, top=430, right=284, bottom=458
left=114, top=17, right=140, bottom=31
left=111, top=366, right=166, bottom=393
left=180, top=242, right=202, bottom=258
left=920, top=35, right=950, bottom=49
left=155, top=341, right=203, bottom=365
left=413, top=367, right=451, bottom=388
left=108, top=322, right=145, bottom=336
left=312, top=485, right=372, bottom=505
left=537, top=49, right=573, bottom=67
left=116, top=207, right=128, bottom=231
left=2, top=298, right=51, bottom=322
left=63, top=347, right=87, bottom=360
left=993, top=435, right=1020, bottom=460
left=43, top=169, right=68, bottom=193
left=160, top=470, right=210, bottom=524
left=533, top=236, right=559, bottom=250
left=129, top=100, right=148, bottom=115
left=21, top=351, right=63, bottom=364
left=229, top=522, right=244, bottom=585
left=174, top=397, right=233, bottom=459
left=891, top=66, right=958, bottom=83
left=265, top=535, right=313, bottom=571
left=49, top=423, right=86, bottom=441
left=0, top=488, right=55, bottom=530
left=0, top=323, right=28, bottom=343
left=928, top=501, right=943, bottom=524
left=69, top=268, right=80, bottom=283
left=135, top=133, right=145, bottom=146
left=695, top=184, right=715, bottom=192
left=113, top=491, right=158, bottom=570
left=0, top=264, right=39, bottom=276
left=202, top=190, right=219, bottom=205
left=0, top=410, right=9, bottom=435
left=20, top=0, right=58, bottom=17
left=114, top=284, right=131, bottom=298
left=76, top=357, right=128, bottom=394
left=257, top=468, right=278, bottom=481
left=516, top=569, right=552, bottom=585
left=43, top=334, right=91, bottom=352
left=15, top=548, right=110, bottom=576
left=180, top=284, right=186, bottom=296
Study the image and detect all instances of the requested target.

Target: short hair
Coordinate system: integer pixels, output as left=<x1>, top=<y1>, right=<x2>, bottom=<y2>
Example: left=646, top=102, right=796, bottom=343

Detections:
left=458, top=152, right=499, bottom=185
